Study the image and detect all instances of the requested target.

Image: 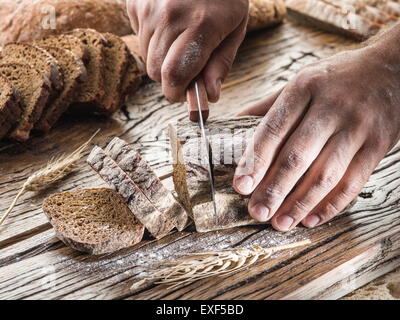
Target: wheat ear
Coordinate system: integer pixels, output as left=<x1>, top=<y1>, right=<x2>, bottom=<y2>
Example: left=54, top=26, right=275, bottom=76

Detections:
left=131, top=239, right=311, bottom=291
left=0, top=129, right=100, bottom=226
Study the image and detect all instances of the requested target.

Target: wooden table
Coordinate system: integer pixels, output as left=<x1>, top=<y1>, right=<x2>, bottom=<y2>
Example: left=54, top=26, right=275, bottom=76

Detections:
left=1, top=21, right=399, bottom=300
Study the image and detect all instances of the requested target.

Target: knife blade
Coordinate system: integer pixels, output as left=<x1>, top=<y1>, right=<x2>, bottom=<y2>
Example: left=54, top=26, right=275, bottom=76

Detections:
left=187, top=79, right=218, bottom=218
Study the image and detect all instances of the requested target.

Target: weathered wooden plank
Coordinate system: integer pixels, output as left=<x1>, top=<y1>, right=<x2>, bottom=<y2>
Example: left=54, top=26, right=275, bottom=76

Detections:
left=1, top=22, right=394, bottom=300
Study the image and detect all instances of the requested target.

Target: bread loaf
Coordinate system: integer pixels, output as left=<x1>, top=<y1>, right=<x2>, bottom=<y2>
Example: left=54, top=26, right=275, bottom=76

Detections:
left=104, top=137, right=190, bottom=231
left=0, top=76, right=21, bottom=139
left=34, top=46, right=87, bottom=132
left=87, top=146, right=176, bottom=239
left=247, top=0, right=287, bottom=31
left=0, top=0, right=132, bottom=47
left=42, top=188, right=145, bottom=255
left=0, top=64, right=51, bottom=141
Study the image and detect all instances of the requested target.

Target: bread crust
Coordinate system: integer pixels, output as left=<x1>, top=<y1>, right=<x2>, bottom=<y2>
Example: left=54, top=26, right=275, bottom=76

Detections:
left=0, top=76, right=22, bottom=139
left=0, top=0, right=132, bottom=47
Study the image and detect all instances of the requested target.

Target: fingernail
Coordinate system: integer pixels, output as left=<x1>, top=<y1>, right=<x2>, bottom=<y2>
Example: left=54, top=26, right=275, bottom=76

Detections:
left=235, top=175, right=253, bottom=194
left=215, top=79, right=222, bottom=92
left=276, top=215, right=294, bottom=231
left=251, top=203, right=270, bottom=222
left=305, top=215, right=320, bottom=228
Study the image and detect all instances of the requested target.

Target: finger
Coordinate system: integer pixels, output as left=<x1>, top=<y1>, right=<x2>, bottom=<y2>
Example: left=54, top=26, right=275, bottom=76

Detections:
left=235, top=87, right=284, bottom=116
left=146, top=27, right=181, bottom=83
left=247, top=105, right=337, bottom=223
left=270, top=130, right=365, bottom=231
left=126, top=0, right=139, bottom=33
left=161, top=27, right=222, bottom=102
left=302, top=146, right=382, bottom=228
left=203, top=20, right=247, bottom=103
left=138, top=24, right=154, bottom=64
left=233, top=81, right=311, bottom=196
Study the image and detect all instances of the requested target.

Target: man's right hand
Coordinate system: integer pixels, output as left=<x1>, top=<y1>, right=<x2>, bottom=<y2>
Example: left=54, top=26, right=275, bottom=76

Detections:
left=126, top=0, right=249, bottom=103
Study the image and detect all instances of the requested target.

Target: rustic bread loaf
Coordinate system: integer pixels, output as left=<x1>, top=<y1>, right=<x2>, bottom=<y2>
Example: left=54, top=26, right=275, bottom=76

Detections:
left=0, top=63, right=50, bottom=141
left=35, top=46, right=87, bottom=132
left=69, top=29, right=106, bottom=106
left=87, top=146, right=175, bottom=239
left=0, top=76, right=21, bottom=139
left=104, top=137, right=190, bottom=231
left=0, top=0, right=132, bottom=47
left=42, top=188, right=145, bottom=255
left=33, top=35, right=89, bottom=64
left=286, top=0, right=381, bottom=40
left=98, top=33, right=130, bottom=115
left=0, top=43, right=63, bottom=92
left=169, top=117, right=264, bottom=232
left=247, top=0, right=287, bottom=32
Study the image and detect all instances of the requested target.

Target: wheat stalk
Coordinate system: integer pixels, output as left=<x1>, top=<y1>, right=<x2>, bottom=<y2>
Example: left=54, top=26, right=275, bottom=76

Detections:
left=0, top=129, right=100, bottom=226
left=131, top=239, right=311, bottom=291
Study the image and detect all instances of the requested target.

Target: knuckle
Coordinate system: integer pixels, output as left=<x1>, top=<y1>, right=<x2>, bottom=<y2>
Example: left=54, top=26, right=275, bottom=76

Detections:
left=259, top=118, right=284, bottom=142
left=291, top=199, right=311, bottom=216
left=161, top=62, right=186, bottom=87
left=294, top=69, right=324, bottom=92
left=280, top=149, right=306, bottom=172
left=319, top=200, right=340, bottom=221
left=340, top=180, right=364, bottom=199
left=161, top=0, right=180, bottom=22
left=263, top=183, right=285, bottom=202
left=314, top=168, right=338, bottom=190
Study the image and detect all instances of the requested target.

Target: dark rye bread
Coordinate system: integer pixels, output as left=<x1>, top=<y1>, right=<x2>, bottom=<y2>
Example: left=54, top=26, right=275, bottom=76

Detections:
left=0, top=64, right=50, bottom=141
left=42, top=188, right=145, bottom=255
left=0, top=43, right=63, bottom=92
left=0, top=76, right=21, bottom=139
left=104, top=137, right=190, bottom=231
left=87, top=146, right=175, bottom=239
left=35, top=46, right=87, bottom=132
left=98, top=33, right=130, bottom=115
left=69, top=29, right=106, bottom=106
left=33, top=34, right=89, bottom=64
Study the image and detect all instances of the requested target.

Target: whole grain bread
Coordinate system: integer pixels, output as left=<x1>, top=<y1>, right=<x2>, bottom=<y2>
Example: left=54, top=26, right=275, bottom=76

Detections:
left=69, top=29, right=106, bottom=106
left=104, top=137, right=190, bottom=231
left=0, top=63, right=50, bottom=141
left=0, top=76, right=21, bottom=139
left=87, top=146, right=175, bottom=239
left=247, top=0, right=287, bottom=32
left=0, top=43, right=63, bottom=92
left=35, top=46, right=87, bottom=132
left=98, top=33, right=130, bottom=115
left=42, top=188, right=145, bottom=255
left=0, top=0, right=132, bottom=47
left=33, top=35, right=89, bottom=64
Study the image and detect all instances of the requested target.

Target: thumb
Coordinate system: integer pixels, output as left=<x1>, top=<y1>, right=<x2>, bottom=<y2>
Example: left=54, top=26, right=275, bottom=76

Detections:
left=202, top=22, right=247, bottom=103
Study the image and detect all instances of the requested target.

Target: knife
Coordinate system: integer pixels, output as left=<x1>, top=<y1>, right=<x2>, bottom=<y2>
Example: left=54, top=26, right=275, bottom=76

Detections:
left=186, top=79, right=218, bottom=218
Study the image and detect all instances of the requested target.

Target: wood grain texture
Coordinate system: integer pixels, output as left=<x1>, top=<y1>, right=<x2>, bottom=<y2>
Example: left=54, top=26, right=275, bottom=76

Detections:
left=1, top=22, right=399, bottom=300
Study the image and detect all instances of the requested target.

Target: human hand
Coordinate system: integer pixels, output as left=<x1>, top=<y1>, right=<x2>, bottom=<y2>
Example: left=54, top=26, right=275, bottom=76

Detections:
left=233, top=43, right=400, bottom=231
left=126, top=0, right=249, bottom=102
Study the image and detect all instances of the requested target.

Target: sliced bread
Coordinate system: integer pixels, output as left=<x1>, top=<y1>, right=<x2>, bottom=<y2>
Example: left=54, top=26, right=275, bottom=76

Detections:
left=0, top=76, right=21, bottom=139
left=69, top=28, right=107, bottom=106
left=0, top=43, right=63, bottom=92
left=87, top=146, right=175, bottom=239
left=42, top=188, right=145, bottom=255
left=104, top=137, right=190, bottom=231
left=33, top=34, right=89, bottom=63
left=97, top=33, right=130, bottom=115
left=0, top=63, right=51, bottom=141
left=35, top=46, right=87, bottom=132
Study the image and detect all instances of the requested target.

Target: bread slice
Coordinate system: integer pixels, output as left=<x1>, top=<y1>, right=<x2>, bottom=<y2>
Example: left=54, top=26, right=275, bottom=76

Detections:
left=121, top=54, right=143, bottom=98
left=87, top=146, right=175, bottom=239
left=97, top=33, right=130, bottom=115
left=69, top=28, right=107, bottom=106
left=0, top=63, right=51, bottom=141
left=0, top=76, right=21, bottom=139
left=33, top=34, right=89, bottom=64
left=0, top=43, right=63, bottom=92
left=35, top=46, right=87, bottom=132
left=104, top=137, right=190, bottom=231
left=42, top=188, right=145, bottom=255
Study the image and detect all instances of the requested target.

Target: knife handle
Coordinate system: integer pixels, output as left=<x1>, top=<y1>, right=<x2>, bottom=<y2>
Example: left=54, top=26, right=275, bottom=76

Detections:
left=186, top=78, right=209, bottom=122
